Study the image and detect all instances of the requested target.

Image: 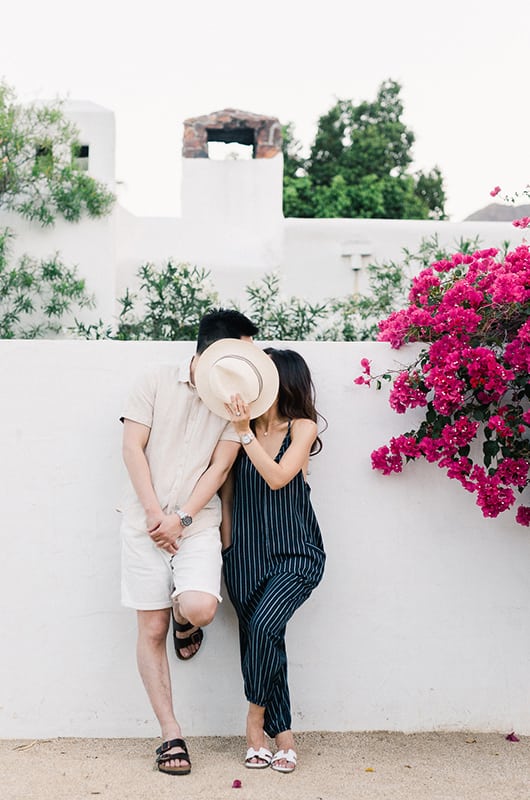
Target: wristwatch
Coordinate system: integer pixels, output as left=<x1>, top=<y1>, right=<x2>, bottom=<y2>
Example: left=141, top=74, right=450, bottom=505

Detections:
left=177, top=509, right=193, bottom=527
left=240, top=431, right=255, bottom=445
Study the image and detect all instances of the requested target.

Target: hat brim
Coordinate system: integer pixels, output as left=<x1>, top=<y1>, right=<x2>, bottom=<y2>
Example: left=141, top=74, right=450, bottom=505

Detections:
left=194, top=339, right=279, bottom=420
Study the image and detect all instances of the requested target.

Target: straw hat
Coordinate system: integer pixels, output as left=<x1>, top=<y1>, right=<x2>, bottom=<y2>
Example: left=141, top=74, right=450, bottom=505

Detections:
left=194, top=339, right=279, bottom=420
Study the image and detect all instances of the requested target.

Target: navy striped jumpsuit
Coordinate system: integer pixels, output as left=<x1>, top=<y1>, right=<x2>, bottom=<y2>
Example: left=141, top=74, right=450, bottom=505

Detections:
left=223, top=422, right=326, bottom=738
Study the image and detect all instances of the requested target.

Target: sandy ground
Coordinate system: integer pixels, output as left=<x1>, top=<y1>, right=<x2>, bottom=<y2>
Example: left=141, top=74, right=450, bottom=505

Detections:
left=2, top=731, right=529, bottom=800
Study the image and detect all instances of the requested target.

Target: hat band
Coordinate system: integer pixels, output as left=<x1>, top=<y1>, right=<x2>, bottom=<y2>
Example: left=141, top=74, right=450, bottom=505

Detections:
left=212, top=354, right=264, bottom=400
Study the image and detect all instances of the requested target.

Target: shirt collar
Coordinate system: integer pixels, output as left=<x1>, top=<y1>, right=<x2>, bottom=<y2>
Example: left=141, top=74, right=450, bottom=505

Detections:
left=177, top=356, right=196, bottom=387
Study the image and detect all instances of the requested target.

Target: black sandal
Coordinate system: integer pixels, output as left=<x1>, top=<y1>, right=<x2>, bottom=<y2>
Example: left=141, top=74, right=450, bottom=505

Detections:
left=172, top=616, right=204, bottom=661
left=155, top=738, right=191, bottom=776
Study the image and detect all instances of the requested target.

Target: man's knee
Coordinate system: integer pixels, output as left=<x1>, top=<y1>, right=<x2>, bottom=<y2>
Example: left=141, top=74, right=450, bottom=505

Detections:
left=177, top=591, right=218, bottom=627
left=137, top=608, right=170, bottom=645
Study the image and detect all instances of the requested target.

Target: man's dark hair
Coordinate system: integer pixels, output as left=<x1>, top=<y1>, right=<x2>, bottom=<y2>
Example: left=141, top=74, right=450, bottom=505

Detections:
left=196, top=308, right=259, bottom=353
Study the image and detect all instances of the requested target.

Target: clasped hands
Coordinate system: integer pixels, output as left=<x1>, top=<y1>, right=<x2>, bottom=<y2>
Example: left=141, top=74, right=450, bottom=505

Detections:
left=147, top=511, right=184, bottom=555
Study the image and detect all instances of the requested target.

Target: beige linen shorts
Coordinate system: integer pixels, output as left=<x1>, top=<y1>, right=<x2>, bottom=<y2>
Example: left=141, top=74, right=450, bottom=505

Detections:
left=121, top=522, right=223, bottom=610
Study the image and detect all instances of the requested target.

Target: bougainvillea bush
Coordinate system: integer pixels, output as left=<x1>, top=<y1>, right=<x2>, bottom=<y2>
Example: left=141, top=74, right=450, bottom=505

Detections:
left=356, top=231, right=530, bottom=526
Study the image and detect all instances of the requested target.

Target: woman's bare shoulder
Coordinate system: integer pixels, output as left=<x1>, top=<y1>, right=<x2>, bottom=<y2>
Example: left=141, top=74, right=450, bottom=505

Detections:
left=291, top=418, right=318, bottom=437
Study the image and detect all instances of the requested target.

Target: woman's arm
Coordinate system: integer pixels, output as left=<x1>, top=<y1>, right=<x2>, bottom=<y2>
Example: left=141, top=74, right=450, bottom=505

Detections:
left=181, top=440, right=240, bottom=520
left=219, top=468, right=235, bottom=550
left=225, top=398, right=317, bottom=490
left=149, top=440, right=240, bottom=552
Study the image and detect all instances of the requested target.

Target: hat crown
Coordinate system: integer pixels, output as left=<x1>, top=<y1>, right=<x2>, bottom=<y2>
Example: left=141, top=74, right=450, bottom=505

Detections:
left=194, top=338, right=279, bottom=420
left=209, top=355, right=263, bottom=404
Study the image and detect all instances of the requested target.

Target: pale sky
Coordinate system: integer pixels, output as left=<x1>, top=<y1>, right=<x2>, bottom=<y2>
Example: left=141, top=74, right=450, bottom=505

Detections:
left=3, top=0, right=529, bottom=220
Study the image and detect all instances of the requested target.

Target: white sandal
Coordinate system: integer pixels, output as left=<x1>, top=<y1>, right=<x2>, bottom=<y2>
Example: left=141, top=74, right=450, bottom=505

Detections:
left=244, top=746, right=272, bottom=769
left=271, top=748, right=297, bottom=773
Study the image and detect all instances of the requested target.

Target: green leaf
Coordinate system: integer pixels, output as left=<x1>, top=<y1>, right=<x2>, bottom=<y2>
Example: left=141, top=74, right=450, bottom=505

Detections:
left=483, top=440, right=500, bottom=458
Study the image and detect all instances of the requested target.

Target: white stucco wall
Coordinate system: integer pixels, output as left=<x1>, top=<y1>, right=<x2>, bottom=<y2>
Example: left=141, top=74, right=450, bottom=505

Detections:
left=64, top=101, right=116, bottom=189
left=114, top=207, right=272, bottom=305
left=4, top=102, right=521, bottom=322
left=114, top=212, right=519, bottom=310
left=115, top=157, right=286, bottom=303
left=282, top=218, right=520, bottom=301
left=1, top=340, right=529, bottom=739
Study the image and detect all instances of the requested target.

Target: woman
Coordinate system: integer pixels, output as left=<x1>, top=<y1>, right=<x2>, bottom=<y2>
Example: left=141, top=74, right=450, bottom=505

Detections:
left=221, top=348, right=326, bottom=774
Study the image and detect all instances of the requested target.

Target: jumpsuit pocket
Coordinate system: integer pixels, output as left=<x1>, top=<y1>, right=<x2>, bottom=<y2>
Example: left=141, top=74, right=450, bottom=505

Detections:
left=304, top=540, right=326, bottom=558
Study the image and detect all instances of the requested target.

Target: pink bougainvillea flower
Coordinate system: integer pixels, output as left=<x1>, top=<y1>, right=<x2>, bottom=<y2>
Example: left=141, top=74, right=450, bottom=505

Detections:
left=232, top=779, right=242, bottom=788
left=505, top=732, right=520, bottom=742
left=389, top=372, right=427, bottom=414
left=512, top=216, right=530, bottom=228
left=490, top=186, right=501, bottom=197
left=360, top=357, right=372, bottom=374
left=371, top=445, right=403, bottom=475
left=363, top=237, right=530, bottom=525
left=515, top=506, right=530, bottom=526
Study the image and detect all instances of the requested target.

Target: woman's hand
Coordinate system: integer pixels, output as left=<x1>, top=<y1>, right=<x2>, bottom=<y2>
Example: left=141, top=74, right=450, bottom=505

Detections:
left=225, top=393, right=252, bottom=434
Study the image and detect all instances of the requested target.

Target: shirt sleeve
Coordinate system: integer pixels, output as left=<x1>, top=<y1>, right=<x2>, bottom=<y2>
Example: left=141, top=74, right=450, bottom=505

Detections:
left=219, top=420, right=241, bottom=443
left=119, top=369, right=158, bottom=428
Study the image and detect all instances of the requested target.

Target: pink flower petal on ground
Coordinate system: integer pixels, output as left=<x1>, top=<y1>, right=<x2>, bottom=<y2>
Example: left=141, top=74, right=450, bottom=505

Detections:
left=490, top=186, right=501, bottom=197
left=232, top=779, right=242, bottom=788
left=505, top=731, right=520, bottom=742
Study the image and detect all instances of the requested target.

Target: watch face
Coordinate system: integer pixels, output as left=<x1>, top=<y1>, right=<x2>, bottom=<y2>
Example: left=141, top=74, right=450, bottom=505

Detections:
left=242, top=434, right=252, bottom=444
left=179, top=512, right=192, bottom=527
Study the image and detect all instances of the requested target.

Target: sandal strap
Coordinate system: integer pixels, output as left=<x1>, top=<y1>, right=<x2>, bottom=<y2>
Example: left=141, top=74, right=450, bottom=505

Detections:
left=172, top=618, right=194, bottom=633
left=156, top=738, right=188, bottom=757
left=174, top=628, right=203, bottom=650
left=272, top=748, right=297, bottom=765
left=157, top=750, right=191, bottom=766
left=245, top=746, right=272, bottom=764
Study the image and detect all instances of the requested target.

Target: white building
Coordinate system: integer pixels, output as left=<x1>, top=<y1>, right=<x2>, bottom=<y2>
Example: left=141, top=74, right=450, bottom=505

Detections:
left=0, top=101, right=521, bottom=332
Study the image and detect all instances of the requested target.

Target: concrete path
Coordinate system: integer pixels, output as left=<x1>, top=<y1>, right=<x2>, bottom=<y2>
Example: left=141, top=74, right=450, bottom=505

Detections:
left=2, top=731, right=529, bottom=800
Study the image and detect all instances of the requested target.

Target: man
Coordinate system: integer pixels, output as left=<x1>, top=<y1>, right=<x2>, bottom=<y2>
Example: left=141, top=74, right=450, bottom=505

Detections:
left=120, top=309, right=258, bottom=776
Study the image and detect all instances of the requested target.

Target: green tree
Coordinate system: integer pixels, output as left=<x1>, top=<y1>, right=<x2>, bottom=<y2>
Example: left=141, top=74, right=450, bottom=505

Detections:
left=283, top=80, right=446, bottom=220
left=281, top=122, right=305, bottom=180
left=0, top=80, right=114, bottom=338
left=0, top=82, right=114, bottom=225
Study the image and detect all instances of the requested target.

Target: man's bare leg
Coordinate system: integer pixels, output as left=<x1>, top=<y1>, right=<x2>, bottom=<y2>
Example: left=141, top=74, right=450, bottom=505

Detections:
left=136, top=608, right=188, bottom=769
left=172, top=590, right=218, bottom=659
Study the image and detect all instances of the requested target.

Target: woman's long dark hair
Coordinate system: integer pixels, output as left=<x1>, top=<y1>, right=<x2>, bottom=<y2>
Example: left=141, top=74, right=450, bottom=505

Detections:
left=263, top=348, right=326, bottom=455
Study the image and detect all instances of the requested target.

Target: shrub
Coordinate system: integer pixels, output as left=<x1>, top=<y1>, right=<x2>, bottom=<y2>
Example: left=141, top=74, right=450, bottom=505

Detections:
left=356, top=229, right=530, bottom=525
left=0, top=228, right=94, bottom=338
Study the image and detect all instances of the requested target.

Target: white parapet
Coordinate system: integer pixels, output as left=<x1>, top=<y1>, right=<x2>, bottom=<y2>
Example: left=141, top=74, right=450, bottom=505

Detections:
left=0, top=340, right=529, bottom=738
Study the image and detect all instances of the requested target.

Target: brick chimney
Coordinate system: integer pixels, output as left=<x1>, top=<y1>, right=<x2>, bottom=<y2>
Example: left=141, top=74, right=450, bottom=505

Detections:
left=182, top=109, right=282, bottom=159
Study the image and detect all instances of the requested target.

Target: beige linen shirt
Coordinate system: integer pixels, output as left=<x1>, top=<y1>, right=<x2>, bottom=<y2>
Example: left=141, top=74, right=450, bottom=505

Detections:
left=120, top=357, right=239, bottom=531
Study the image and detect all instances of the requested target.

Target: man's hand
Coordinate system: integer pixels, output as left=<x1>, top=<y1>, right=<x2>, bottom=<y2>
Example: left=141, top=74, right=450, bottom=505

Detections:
left=147, top=512, right=183, bottom=555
